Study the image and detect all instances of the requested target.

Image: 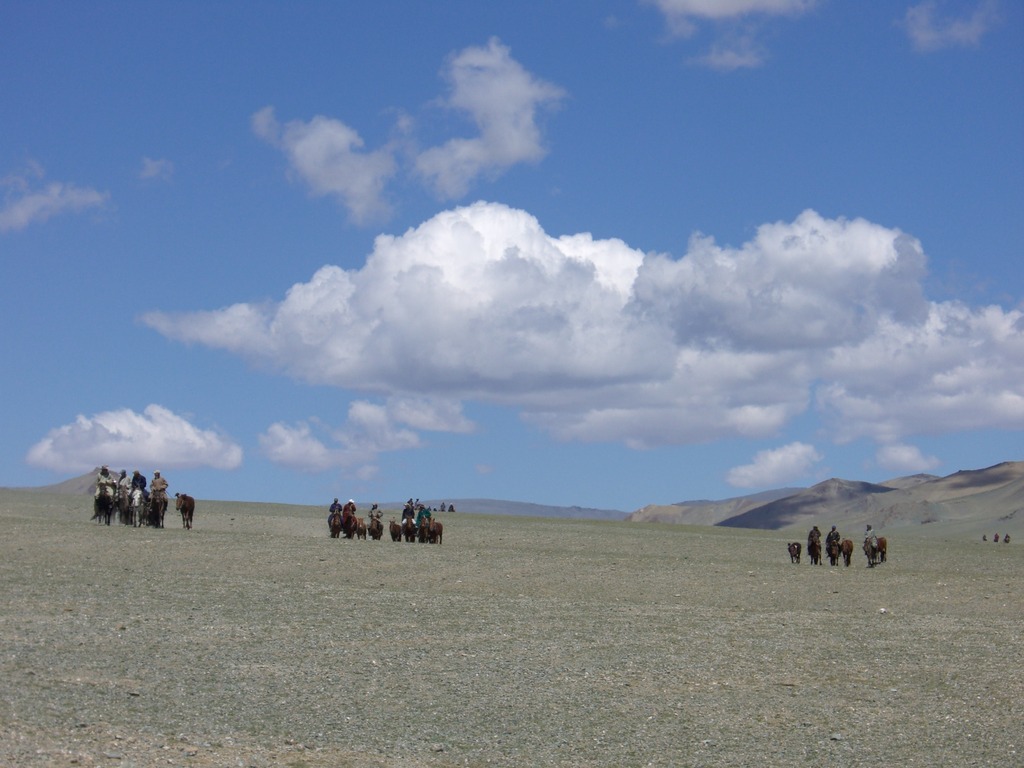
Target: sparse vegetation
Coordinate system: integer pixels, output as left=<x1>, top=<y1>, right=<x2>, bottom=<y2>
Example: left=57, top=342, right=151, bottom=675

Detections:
left=1, top=490, right=1021, bottom=767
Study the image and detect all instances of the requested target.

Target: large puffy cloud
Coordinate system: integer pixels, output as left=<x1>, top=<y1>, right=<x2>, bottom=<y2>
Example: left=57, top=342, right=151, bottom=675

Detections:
left=144, top=202, right=1024, bottom=457
left=1, top=163, right=108, bottom=233
left=26, top=405, right=242, bottom=472
left=415, top=37, right=565, bottom=198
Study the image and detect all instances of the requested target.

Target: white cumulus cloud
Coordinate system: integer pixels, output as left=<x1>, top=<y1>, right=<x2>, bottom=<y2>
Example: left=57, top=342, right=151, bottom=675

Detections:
left=254, top=38, right=563, bottom=221
left=253, top=106, right=397, bottom=224
left=144, top=202, right=1024, bottom=460
left=415, top=37, right=565, bottom=198
left=26, top=405, right=242, bottom=473
left=727, top=442, right=823, bottom=488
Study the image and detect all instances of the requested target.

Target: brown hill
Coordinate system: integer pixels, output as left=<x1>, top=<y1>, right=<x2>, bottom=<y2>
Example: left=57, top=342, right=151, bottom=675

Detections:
left=631, top=461, right=1024, bottom=537
left=627, top=488, right=801, bottom=526
left=718, top=478, right=896, bottom=530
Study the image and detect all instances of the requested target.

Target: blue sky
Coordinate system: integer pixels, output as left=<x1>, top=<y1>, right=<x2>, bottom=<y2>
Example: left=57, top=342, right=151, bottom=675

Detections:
left=2, top=0, right=1021, bottom=511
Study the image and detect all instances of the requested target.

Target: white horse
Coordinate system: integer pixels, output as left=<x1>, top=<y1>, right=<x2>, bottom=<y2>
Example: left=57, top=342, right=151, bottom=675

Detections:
left=130, top=488, right=147, bottom=527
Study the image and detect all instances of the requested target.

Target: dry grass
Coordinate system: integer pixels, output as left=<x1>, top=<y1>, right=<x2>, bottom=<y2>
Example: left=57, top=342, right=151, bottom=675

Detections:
left=1, top=491, right=1021, bottom=767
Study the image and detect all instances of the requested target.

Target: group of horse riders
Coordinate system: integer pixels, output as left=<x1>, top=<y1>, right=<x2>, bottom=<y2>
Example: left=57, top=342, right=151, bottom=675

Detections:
left=93, top=465, right=169, bottom=527
left=808, top=523, right=878, bottom=550
left=327, top=497, right=451, bottom=540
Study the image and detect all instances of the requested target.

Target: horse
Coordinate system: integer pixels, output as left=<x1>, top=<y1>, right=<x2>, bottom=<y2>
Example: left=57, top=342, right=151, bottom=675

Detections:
left=328, top=511, right=343, bottom=538
left=826, top=539, right=840, bottom=566
left=427, top=519, right=443, bottom=545
left=130, top=489, right=147, bottom=527
left=864, top=536, right=888, bottom=567
left=389, top=519, right=402, bottom=542
left=840, top=539, right=854, bottom=567
left=175, top=493, right=195, bottom=530
left=355, top=518, right=367, bottom=540
left=402, top=518, right=417, bottom=542
left=116, top=487, right=131, bottom=525
left=807, top=539, right=822, bottom=566
left=368, top=517, right=383, bottom=540
left=93, top=487, right=115, bottom=526
left=1004, top=534, right=1011, bottom=544
left=149, top=491, right=168, bottom=528
left=788, top=542, right=801, bottom=563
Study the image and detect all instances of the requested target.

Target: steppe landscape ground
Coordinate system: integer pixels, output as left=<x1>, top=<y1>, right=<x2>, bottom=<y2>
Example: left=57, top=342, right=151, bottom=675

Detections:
left=1, top=490, right=1021, bottom=767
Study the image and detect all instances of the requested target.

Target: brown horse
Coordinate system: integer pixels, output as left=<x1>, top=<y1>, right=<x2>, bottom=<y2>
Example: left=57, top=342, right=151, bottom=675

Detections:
left=864, top=536, right=888, bottom=566
left=328, top=511, right=343, bottom=538
left=368, top=517, right=383, bottom=540
left=826, top=539, right=840, bottom=566
left=355, top=518, right=367, bottom=540
left=840, top=539, right=854, bottom=567
left=427, top=519, right=443, bottom=544
left=389, top=519, right=402, bottom=542
left=807, top=539, right=822, bottom=566
left=402, top=518, right=417, bottom=542
left=175, top=493, right=195, bottom=530
left=788, top=542, right=801, bottom=563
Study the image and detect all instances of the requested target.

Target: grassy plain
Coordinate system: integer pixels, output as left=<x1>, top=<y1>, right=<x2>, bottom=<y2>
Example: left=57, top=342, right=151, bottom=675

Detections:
left=1, top=490, right=1021, bottom=767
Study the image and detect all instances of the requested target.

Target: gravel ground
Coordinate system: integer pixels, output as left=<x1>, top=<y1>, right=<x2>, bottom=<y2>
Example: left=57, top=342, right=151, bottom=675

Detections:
left=1, top=491, right=1021, bottom=767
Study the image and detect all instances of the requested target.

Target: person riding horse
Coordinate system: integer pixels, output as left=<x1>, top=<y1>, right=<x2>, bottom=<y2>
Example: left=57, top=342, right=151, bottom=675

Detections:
left=150, top=470, right=169, bottom=527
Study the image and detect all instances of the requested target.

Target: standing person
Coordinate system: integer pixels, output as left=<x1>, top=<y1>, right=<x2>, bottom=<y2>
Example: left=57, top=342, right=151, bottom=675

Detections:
left=150, top=470, right=169, bottom=527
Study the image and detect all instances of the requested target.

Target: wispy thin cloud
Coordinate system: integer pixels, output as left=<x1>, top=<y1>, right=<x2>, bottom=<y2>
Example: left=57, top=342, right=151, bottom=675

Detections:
left=139, top=156, right=174, bottom=182
left=0, top=163, right=108, bottom=233
left=901, top=0, right=999, bottom=52
left=645, top=0, right=816, bottom=69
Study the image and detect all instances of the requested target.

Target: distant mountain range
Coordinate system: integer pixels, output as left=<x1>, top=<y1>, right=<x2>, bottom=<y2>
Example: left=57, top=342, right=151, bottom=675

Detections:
left=13, top=461, right=1023, bottom=533
left=628, top=461, right=1024, bottom=535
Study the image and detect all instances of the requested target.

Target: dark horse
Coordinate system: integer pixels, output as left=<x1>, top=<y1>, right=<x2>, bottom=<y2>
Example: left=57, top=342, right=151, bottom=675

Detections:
left=328, top=511, right=343, bottom=538
left=175, top=493, right=195, bottom=530
left=149, top=491, right=168, bottom=528
left=840, top=539, right=854, bottom=567
left=402, top=518, right=417, bottom=542
left=864, top=536, right=888, bottom=567
left=788, top=542, right=801, bottom=563
left=368, top=517, right=383, bottom=540
left=826, top=539, right=840, bottom=567
left=807, top=539, right=822, bottom=566
left=93, top=489, right=115, bottom=526
left=389, top=519, right=402, bottom=542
